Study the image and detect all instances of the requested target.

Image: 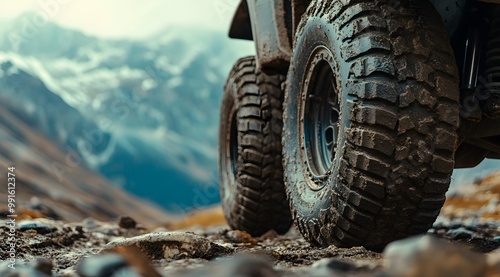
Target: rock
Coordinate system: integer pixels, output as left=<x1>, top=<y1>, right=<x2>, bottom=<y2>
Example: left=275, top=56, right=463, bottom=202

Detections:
left=312, top=258, right=356, bottom=271
left=258, top=230, right=280, bottom=240
left=0, top=262, right=52, bottom=277
left=82, top=218, right=100, bottom=231
left=217, top=255, right=277, bottom=277
left=446, top=227, right=475, bottom=240
left=18, top=220, right=57, bottom=234
left=76, top=253, right=138, bottom=277
left=118, top=216, right=137, bottom=229
left=81, top=218, right=121, bottom=235
left=310, top=258, right=357, bottom=277
left=487, top=250, right=500, bottom=277
left=29, top=197, right=61, bottom=220
left=384, top=235, right=488, bottom=277
left=177, top=255, right=277, bottom=277
left=103, top=231, right=231, bottom=260
left=224, top=230, right=258, bottom=244
left=113, top=246, right=162, bottom=277
left=30, top=258, right=53, bottom=275
left=467, top=237, right=500, bottom=253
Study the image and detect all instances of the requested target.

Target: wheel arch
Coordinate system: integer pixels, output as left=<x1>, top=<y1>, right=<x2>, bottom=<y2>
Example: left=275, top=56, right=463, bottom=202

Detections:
left=228, top=1, right=253, bottom=41
left=228, top=0, right=312, bottom=72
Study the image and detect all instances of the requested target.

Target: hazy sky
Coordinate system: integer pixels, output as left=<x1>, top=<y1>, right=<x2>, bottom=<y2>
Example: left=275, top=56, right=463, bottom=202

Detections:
left=0, top=0, right=241, bottom=39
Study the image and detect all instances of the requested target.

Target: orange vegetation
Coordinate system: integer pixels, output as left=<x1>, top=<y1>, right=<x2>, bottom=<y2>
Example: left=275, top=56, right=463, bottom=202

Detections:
left=166, top=206, right=227, bottom=230
left=442, top=172, right=500, bottom=221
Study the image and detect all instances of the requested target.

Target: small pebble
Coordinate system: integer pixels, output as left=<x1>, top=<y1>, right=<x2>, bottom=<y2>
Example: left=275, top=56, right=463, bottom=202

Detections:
left=446, top=227, right=475, bottom=240
left=0, top=262, right=51, bottom=277
left=18, top=221, right=57, bottom=235
left=310, top=258, right=357, bottom=277
left=31, top=258, right=53, bottom=275
left=312, top=258, right=356, bottom=271
left=76, top=254, right=131, bottom=277
left=224, top=230, right=258, bottom=244
left=29, top=197, right=61, bottom=219
left=82, top=218, right=99, bottom=231
left=219, top=255, right=277, bottom=277
left=118, top=216, right=137, bottom=229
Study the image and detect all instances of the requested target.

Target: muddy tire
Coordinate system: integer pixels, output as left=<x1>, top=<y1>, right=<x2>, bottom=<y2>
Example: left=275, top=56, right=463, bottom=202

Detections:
left=219, top=56, right=292, bottom=236
left=283, top=0, right=460, bottom=250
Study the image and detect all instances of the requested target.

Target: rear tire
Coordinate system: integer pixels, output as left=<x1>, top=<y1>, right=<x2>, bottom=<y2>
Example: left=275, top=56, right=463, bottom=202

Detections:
left=219, top=56, right=292, bottom=236
left=283, top=0, right=460, bottom=250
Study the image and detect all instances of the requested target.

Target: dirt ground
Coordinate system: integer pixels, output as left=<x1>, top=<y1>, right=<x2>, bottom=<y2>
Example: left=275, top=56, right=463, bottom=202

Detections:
left=1, top=173, right=500, bottom=276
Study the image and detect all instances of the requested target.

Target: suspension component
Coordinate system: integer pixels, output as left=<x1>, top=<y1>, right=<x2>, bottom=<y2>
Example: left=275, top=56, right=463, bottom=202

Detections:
left=459, top=9, right=486, bottom=122
left=480, top=8, right=500, bottom=118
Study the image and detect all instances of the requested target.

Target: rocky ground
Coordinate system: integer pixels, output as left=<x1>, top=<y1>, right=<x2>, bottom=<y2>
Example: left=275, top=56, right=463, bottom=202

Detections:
left=1, top=173, right=500, bottom=277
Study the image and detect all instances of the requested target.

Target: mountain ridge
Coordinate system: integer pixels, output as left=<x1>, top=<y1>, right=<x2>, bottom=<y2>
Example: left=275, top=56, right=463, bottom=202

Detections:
left=0, top=17, right=254, bottom=211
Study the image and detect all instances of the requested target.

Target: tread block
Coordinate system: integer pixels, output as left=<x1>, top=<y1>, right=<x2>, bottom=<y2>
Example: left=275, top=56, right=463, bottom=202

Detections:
left=348, top=81, right=398, bottom=103
left=348, top=102, right=398, bottom=129
left=416, top=88, right=437, bottom=108
left=346, top=127, right=396, bottom=156
left=241, top=95, right=262, bottom=106
left=435, top=76, right=460, bottom=102
left=350, top=56, right=396, bottom=78
left=337, top=2, right=379, bottom=28
left=341, top=15, right=387, bottom=41
left=338, top=182, right=382, bottom=214
left=238, top=119, right=263, bottom=133
left=342, top=165, right=386, bottom=199
left=342, top=35, right=391, bottom=61
left=240, top=134, right=262, bottom=148
left=239, top=175, right=262, bottom=190
left=335, top=216, right=368, bottom=240
left=399, top=85, right=416, bottom=108
left=424, top=176, right=451, bottom=194
left=418, top=197, right=446, bottom=210
left=347, top=150, right=391, bottom=177
left=436, top=103, right=460, bottom=128
left=431, top=154, right=455, bottom=173
left=242, top=149, right=264, bottom=164
left=434, top=127, right=457, bottom=152
left=397, top=115, right=415, bottom=134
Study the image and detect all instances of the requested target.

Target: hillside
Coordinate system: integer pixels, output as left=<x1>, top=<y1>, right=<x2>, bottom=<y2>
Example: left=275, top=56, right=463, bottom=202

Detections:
left=0, top=17, right=252, bottom=211
left=0, top=106, right=171, bottom=225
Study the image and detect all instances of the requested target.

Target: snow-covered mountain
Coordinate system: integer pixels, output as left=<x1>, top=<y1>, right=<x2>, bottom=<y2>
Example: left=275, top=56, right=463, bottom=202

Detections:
left=0, top=14, right=254, bottom=211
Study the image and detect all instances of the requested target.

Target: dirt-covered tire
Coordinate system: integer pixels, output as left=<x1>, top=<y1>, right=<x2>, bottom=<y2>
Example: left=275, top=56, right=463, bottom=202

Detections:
left=283, top=0, right=460, bottom=250
left=219, top=56, right=293, bottom=236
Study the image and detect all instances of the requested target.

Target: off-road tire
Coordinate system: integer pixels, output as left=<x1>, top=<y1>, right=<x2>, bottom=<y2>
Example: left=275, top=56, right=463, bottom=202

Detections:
left=219, top=56, right=292, bottom=236
left=283, top=0, right=460, bottom=250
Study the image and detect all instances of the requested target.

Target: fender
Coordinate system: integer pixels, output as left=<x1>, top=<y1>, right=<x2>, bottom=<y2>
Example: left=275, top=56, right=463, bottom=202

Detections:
left=229, top=0, right=294, bottom=71
left=228, top=0, right=481, bottom=70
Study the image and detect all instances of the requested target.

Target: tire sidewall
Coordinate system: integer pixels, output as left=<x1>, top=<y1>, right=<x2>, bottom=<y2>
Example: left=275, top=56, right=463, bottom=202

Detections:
left=284, top=15, right=349, bottom=231
left=219, top=79, right=238, bottom=219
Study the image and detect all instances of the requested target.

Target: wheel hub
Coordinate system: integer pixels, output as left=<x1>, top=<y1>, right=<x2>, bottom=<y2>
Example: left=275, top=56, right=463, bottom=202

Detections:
left=301, top=48, right=340, bottom=184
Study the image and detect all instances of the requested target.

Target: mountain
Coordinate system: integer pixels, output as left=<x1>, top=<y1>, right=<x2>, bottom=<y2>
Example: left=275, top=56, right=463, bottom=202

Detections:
left=0, top=14, right=254, bottom=211
left=0, top=105, right=171, bottom=225
left=0, top=13, right=497, bottom=212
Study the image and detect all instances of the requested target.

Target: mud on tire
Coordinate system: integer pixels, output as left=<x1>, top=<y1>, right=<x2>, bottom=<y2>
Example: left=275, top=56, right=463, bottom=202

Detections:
left=219, top=56, right=292, bottom=236
left=283, top=0, right=460, bottom=250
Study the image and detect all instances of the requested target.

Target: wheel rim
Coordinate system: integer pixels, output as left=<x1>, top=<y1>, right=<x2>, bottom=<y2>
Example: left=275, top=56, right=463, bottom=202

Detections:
left=301, top=48, right=340, bottom=184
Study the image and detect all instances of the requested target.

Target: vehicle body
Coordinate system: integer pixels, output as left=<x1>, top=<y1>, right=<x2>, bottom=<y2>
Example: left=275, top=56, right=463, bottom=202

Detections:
left=230, top=0, right=500, bottom=165
left=220, top=0, right=500, bottom=249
